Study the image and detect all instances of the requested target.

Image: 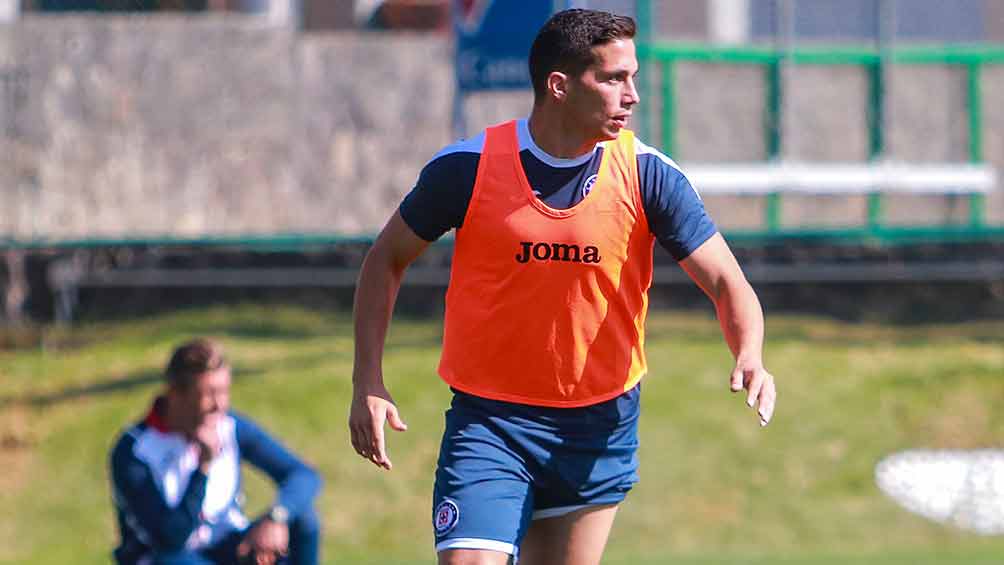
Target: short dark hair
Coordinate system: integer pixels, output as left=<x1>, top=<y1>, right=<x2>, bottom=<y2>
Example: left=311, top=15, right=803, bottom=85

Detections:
left=165, top=338, right=227, bottom=389
left=528, top=9, right=636, bottom=100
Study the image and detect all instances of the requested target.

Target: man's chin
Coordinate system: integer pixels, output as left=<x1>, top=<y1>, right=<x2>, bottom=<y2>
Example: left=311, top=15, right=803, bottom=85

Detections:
left=599, top=126, right=620, bottom=140
left=200, top=413, right=224, bottom=427
left=602, top=120, right=628, bottom=137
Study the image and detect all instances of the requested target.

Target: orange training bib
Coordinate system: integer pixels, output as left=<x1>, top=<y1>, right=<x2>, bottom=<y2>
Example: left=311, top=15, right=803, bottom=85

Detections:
left=438, top=120, right=655, bottom=407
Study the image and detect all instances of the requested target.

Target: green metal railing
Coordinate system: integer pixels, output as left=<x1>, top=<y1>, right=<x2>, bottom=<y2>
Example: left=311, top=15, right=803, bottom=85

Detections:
left=636, top=42, right=1004, bottom=243
left=4, top=42, right=1003, bottom=251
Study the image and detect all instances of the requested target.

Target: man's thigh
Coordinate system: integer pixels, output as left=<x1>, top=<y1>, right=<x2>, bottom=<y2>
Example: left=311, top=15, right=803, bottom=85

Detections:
left=432, top=412, right=535, bottom=559
left=518, top=504, right=619, bottom=565
left=438, top=548, right=513, bottom=565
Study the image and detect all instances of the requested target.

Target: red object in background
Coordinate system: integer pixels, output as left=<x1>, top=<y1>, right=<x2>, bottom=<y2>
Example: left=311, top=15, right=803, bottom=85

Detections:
left=374, top=0, right=451, bottom=32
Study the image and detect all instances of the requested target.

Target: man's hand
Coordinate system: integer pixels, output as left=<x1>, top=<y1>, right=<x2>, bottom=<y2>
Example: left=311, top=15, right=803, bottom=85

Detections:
left=348, top=383, right=408, bottom=470
left=191, top=422, right=221, bottom=471
left=730, top=363, right=776, bottom=427
left=236, top=519, right=289, bottom=565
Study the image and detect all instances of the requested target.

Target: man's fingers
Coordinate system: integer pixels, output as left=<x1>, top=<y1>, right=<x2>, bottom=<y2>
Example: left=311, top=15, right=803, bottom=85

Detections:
left=351, top=395, right=404, bottom=469
left=350, top=424, right=370, bottom=459
left=386, top=405, right=408, bottom=431
left=730, top=367, right=744, bottom=392
left=745, top=370, right=765, bottom=408
left=757, top=376, right=776, bottom=426
left=349, top=397, right=374, bottom=460
left=370, top=412, right=393, bottom=470
left=729, top=366, right=775, bottom=427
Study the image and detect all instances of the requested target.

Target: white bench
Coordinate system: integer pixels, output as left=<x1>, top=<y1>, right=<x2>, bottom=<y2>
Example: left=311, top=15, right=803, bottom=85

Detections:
left=34, top=162, right=1001, bottom=322
left=683, top=161, right=997, bottom=195
left=681, top=161, right=997, bottom=234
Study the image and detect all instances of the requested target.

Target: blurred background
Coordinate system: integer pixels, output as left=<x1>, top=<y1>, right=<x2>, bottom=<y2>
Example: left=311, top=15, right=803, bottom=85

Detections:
left=1, top=1, right=1003, bottom=564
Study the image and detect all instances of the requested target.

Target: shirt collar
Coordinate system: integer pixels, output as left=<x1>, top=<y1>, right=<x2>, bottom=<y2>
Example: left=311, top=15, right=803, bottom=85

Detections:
left=143, top=396, right=171, bottom=433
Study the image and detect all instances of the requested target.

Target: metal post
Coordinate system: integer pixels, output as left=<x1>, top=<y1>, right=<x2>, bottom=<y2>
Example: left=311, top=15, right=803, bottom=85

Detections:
left=765, top=56, right=782, bottom=233
left=661, top=60, right=676, bottom=157
left=765, top=58, right=781, bottom=160
left=866, top=60, right=885, bottom=231
left=967, top=61, right=985, bottom=227
left=968, top=63, right=983, bottom=162
left=766, top=0, right=795, bottom=233
left=867, top=0, right=893, bottom=233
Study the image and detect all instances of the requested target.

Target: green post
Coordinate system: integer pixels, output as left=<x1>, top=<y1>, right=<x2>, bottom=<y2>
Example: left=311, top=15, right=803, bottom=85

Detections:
left=765, top=193, right=782, bottom=233
left=867, top=60, right=885, bottom=158
left=765, top=58, right=782, bottom=232
left=867, top=59, right=885, bottom=232
left=867, top=191, right=883, bottom=232
left=967, top=62, right=985, bottom=227
left=765, top=59, right=782, bottom=160
left=661, top=60, right=676, bottom=156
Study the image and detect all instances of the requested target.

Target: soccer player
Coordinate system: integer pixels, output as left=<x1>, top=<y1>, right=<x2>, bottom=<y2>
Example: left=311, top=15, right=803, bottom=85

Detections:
left=110, top=338, right=322, bottom=565
left=349, top=9, right=777, bottom=565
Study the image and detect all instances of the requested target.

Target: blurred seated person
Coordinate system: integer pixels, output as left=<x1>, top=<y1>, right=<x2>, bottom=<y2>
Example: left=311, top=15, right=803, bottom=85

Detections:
left=109, top=338, right=322, bottom=565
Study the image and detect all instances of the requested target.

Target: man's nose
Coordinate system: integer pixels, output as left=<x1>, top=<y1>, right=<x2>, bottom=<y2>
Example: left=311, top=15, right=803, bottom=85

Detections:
left=625, top=77, right=640, bottom=106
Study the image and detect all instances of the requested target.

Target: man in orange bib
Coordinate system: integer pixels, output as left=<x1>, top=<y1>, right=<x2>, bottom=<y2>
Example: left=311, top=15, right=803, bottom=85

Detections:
left=349, top=9, right=777, bottom=565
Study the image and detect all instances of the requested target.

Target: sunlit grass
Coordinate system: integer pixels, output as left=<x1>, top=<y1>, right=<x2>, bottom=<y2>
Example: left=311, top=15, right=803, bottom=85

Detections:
left=1, top=305, right=1002, bottom=563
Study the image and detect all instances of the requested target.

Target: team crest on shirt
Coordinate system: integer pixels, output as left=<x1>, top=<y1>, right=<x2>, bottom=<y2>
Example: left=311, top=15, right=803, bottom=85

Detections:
left=434, top=499, right=460, bottom=535
left=582, top=174, right=598, bottom=198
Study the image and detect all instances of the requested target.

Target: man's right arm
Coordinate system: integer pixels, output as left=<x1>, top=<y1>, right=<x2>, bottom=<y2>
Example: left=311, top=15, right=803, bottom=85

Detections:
left=349, top=144, right=477, bottom=470
left=110, top=434, right=208, bottom=551
left=348, top=211, right=430, bottom=470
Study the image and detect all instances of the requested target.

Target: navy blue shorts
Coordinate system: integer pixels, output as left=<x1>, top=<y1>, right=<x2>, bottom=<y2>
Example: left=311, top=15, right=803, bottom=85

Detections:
left=432, top=386, right=641, bottom=557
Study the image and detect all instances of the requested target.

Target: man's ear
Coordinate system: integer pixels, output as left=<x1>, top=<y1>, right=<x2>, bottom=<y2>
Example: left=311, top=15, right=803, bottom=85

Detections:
left=547, top=71, right=569, bottom=102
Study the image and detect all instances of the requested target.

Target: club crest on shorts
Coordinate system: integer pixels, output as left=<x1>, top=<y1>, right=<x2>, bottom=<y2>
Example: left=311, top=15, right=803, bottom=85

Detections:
left=582, top=174, right=598, bottom=198
left=434, top=498, right=460, bottom=535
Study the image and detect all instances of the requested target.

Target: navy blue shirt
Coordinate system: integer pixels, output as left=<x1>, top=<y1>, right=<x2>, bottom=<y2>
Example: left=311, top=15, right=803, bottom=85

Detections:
left=400, top=120, right=718, bottom=420
left=400, top=119, right=717, bottom=261
left=109, top=403, right=321, bottom=564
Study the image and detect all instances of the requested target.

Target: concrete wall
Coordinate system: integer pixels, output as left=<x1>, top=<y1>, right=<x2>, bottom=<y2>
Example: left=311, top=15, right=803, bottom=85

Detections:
left=1, top=15, right=1002, bottom=242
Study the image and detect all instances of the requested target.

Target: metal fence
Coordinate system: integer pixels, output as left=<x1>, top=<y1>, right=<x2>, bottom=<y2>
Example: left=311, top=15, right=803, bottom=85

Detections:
left=635, top=41, right=1004, bottom=244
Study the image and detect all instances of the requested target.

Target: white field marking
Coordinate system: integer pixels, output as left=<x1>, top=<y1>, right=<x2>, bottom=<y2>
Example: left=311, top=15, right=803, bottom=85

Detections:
left=875, top=449, right=1004, bottom=535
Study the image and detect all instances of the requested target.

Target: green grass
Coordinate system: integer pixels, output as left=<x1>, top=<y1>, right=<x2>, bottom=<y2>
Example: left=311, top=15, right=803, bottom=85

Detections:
left=1, top=305, right=1003, bottom=564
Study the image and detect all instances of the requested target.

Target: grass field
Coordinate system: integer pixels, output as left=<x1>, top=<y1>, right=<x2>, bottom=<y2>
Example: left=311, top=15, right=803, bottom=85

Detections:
left=1, top=304, right=1003, bottom=564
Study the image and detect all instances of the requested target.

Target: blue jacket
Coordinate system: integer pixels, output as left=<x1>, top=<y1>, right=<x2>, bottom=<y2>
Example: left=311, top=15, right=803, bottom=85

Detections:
left=109, top=398, right=321, bottom=564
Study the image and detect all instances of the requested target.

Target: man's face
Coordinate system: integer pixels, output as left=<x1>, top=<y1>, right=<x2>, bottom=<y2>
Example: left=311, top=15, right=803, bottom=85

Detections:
left=565, top=38, right=640, bottom=141
left=168, top=366, right=231, bottom=435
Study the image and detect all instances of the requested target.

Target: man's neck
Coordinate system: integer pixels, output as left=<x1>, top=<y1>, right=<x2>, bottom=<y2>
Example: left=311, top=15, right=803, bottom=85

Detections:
left=154, top=396, right=187, bottom=436
left=527, top=106, right=597, bottom=159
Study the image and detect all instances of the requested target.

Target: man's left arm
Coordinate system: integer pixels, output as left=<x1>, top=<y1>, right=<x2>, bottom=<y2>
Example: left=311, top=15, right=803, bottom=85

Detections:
left=234, top=413, right=322, bottom=517
left=679, top=233, right=776, bottom=427
left=636, top=146, right=776, bottom=426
